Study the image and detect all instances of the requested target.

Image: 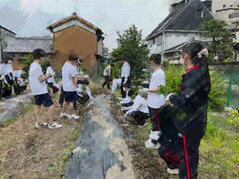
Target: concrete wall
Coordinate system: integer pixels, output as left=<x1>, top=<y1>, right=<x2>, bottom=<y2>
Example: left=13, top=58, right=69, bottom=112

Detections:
left=53, top=25, right=97, bottom=73
left=212, top=0, right=239, bottom=24
left=212, top=0, right=239, bottom=14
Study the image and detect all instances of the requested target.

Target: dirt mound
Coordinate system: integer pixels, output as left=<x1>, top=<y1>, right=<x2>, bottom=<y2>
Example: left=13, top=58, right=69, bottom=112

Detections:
left=110, top=98, right=178, bottom=179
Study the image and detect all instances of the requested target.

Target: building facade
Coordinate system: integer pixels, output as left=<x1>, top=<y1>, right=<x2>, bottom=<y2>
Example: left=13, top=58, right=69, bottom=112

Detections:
left=47, top=12, right=104, bottom=74
left=146, top=0, right=213, bottom=63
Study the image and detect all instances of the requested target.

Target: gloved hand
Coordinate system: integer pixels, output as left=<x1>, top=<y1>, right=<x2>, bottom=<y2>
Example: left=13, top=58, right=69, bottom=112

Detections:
left=165, top=93, right=175, bottom=102
left=84, top=75, right=89, bottom=79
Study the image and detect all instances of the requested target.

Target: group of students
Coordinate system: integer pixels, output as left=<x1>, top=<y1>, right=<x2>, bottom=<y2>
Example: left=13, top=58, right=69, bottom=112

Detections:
left=29, top=49, right=93, bottom=129
left=108, top=41, right=211, bottom=179
left=0, top=58, right=27, bottom=99
left=29, top=40, right=210, bottom=178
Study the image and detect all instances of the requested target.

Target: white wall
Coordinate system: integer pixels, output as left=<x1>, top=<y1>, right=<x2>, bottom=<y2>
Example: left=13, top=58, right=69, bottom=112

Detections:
left=147, top=31, right=209, bottom=55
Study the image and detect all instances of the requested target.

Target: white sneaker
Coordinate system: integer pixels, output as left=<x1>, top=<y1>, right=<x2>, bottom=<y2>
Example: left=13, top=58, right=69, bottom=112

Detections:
left=60, top=113, right=68, bottom=118
left=144, top=139, right=161, bottom=149
left=149, top=131, right=161, bottom=141
left=35, top=122, right=48, bottom=128
left=48, top=122, right=63, bottom=129
left=68, top=114, right=80, bottom=119
left=167, top=168, right=179, bottom=175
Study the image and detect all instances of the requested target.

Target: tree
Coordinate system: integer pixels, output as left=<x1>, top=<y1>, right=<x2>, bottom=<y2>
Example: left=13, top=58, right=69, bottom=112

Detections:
left=111, top=25, right=150, bottom=82
left=200, top=19, right=235, bottom=62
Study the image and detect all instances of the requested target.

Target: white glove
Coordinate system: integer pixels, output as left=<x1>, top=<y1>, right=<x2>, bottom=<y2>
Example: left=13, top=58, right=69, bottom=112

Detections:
left=84, top=75, right=89, bottom=79
left=77, top=93, right=83, bottom=97
left=165, top=93, right=175, bottom=102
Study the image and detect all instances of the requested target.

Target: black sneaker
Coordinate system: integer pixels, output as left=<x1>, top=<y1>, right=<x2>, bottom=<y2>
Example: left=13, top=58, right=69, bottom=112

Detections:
left=35, top=122, right=48, bottom=128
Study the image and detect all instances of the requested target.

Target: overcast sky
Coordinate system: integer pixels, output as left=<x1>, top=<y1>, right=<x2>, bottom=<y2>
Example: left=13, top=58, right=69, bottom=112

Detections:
left=0, top=0, right=172, bottom=51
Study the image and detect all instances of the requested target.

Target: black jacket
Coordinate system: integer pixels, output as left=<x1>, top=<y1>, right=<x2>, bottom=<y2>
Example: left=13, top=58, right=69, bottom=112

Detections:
left=159, top=63, right=211, bottom=142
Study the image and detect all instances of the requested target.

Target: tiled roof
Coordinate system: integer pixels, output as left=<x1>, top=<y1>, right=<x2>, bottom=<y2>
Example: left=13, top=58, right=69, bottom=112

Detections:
left=47, top=12, right=99, bottom=32
left=0, top=25, right=16, bottom=35
left=3, top=36, right=54, bottom=53
left=146, top=0, right=213, bottom=40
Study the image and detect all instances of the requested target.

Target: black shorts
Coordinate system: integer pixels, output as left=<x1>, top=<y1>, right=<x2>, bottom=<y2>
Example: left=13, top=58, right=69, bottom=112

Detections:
left=47, top=82, right=53, bottom=88
left=34, top=93, right=54, bottom=107
left=65, top=91, right=77, bottom=103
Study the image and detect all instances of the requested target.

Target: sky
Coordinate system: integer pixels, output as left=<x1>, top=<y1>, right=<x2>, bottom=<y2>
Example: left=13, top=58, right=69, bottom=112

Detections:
left=0, top=0, right=173, bottom=51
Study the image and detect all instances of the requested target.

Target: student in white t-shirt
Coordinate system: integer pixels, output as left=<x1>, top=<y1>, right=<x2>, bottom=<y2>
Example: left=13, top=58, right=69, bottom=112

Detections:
left=145, top=54, right=165, bottom=149
left=60, top=54, right=79, bottom=120
left=29, top=49, right=62, bottom=129
left=124, top=89, right=149, bottom=127
left=46, top=62, right=56, bottom=94
left=102, top=64, right=113, bottom=89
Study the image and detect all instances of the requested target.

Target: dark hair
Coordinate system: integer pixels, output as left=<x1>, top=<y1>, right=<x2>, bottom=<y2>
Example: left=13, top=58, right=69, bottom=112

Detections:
left=149, top=54, right=161, bottom=65
left=128, top=89, right=134, bottom=97
left=69, top=53, right=78, bottom=61
left=33, top=49, right=46, bottom=59
left=46, top=62, right=51, bottom=67
left=182, top=41, right=208, bottom=67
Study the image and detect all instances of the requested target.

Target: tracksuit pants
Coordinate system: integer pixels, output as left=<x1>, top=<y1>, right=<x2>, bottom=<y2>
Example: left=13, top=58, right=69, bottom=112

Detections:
left=131, top=111, right=149, bottom=125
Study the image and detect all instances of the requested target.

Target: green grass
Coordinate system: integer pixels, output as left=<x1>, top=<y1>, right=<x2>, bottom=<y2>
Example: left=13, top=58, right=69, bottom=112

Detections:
left=48, top=123, right=82, bottom=178
left=199, top=111, right=239, bottom=178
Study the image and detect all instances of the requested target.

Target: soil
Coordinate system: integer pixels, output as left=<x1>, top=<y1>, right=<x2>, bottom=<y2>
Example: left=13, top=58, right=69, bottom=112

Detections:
left=110, top=97, right=178, bottom=179
left=0, top=97, right=82, bottom=179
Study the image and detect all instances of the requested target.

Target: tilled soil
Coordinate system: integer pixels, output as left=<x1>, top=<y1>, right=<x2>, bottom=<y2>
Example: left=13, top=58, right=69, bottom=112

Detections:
left=110, top=98, right=178, bottom=179
left=0, top=100, right=82, bottom=179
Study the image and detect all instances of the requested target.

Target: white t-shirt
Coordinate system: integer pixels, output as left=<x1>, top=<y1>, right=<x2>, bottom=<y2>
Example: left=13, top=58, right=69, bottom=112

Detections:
left=0, top=64, right=4, bottom=75
left=29, top=62, right=48, bottom=95
left=126, top=95, right=149, bottom=116
left=121, top=62, right=130, bottom=79
left=62, top=62, right=78, bottom=92
left=103, top=65, right=111, bottom=76
left=14, top=70, right=22, bottom=80
left=46, top=66, right=55, bottom=83
left=147, top=68, right=165, bottom=109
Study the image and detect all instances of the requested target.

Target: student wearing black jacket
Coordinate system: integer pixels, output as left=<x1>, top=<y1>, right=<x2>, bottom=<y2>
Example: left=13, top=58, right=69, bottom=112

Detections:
left=157, top=41, right=211, bottom=179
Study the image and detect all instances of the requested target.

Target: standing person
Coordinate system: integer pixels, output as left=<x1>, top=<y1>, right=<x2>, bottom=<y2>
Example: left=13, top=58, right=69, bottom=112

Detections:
left=60, top=54, right=79, bottom=119
left=145, top=54, right=165, bottom=149
left=29, top=48, right=62, bottom=129
left=119, top=57, right=131, bottom=98
left=158, top=42, right=211, bottom=178
left=46, top=62, right=56, bottom=94
left=102, top=63, right=113, bottom=89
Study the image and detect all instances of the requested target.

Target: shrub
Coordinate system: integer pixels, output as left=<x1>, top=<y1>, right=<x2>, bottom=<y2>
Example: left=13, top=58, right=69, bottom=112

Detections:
left=208, top=71, right=227, bottom=111
left=227, top=109, right=239, bottom=127
left=158, top=65, right=226, bottom=111
left=23, top=53, right=34, bottom=73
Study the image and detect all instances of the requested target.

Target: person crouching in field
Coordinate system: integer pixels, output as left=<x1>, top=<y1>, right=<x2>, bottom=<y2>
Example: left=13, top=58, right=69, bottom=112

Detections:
left=124, top=89, right=149, bottom=127
left=145, top=54, right=165, bottom=149
left=60, top=54, right=80, bottom=120
left=29, top=49, right=62, bottom=129
left=158, top=41, right=211, bottom=178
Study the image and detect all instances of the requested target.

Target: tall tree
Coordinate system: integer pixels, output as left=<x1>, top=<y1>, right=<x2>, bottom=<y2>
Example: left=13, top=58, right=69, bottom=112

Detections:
left=200, top=19, right=235, bottom=62
left=112, top=25, right=149, bottom=82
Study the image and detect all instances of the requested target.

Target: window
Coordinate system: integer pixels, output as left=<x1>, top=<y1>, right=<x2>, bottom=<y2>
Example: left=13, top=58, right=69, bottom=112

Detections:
left=152, top=38, right=155, bottom=45
left=223, top=4, right=226, bottom=8
left=229, top=12, right=239, bottom=19
left=230, top=5, right=233, bottom=7
left=196, top=9, right=203, bottom=18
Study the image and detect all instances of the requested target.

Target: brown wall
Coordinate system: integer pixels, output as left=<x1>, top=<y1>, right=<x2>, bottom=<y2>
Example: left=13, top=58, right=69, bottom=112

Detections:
left=53, top=25, right=97, bottom=73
